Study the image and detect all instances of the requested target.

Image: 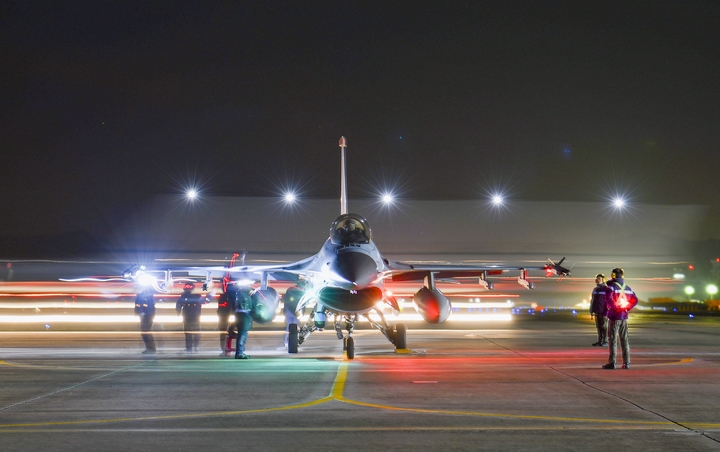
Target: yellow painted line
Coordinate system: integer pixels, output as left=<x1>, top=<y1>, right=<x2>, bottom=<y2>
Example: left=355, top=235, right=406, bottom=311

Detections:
left=0, top=361, right=18, bottom=366
left=0, top=398, right=335, bottom=429
left=1, top=357, right=716, bottom=430
left=394, top=348, right=412, bottom=354
left=0, top=426, right=704, bottom=433
left=335, top=397, right=690, bottom=426
left=329, top=362, right=348, bottom=398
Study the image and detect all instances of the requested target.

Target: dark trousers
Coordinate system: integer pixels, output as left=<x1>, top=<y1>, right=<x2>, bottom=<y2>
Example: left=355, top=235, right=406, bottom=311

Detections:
left=594, top=315, right=608, bottom=343
left=608, top=319, right=630, bottom=365
left=140, top=315, right=156, bottom=351
left=183, top=321, right=201, bottom=351
left=235, top=329, right=248, bottom=356
left=218, top=314, right=230, bottom=352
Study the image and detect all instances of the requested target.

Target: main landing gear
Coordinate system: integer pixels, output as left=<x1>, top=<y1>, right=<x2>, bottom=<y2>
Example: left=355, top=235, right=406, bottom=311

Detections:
left=365, top=307, right=406, bottom=351
left=286, top=307, right=407, bottom=360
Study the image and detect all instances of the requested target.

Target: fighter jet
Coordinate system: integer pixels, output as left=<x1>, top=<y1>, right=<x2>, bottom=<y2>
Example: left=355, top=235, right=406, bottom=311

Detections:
left=120, top=137, right=570, bottom=359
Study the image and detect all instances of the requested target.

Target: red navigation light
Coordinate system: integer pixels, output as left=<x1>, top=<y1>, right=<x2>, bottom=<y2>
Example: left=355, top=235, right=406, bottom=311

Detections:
left=689, top=265, right=695, bottom=270
left=545, top=267, right=554, bottom=277
left=716, top=258, right=720, bottom=263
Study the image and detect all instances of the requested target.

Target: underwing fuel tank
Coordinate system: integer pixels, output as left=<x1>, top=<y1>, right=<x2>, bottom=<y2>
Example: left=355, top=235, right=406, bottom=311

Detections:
left=317, top=286, right=383, bottom=313
left=413, top=287, right=451, bottom=324
left=250, top=287, right=280, bottom=324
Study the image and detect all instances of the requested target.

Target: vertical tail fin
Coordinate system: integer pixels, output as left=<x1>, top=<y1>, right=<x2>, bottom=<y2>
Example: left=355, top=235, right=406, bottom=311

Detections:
left=339, top=136, right=347, bottom=215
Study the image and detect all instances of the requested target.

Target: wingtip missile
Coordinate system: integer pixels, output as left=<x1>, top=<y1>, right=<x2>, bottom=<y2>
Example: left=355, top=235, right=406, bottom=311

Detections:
left=545, top=257, right=571, bottom=277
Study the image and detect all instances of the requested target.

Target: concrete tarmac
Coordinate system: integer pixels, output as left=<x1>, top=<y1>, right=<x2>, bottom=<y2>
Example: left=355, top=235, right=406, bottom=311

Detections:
left=1, top=314, right=719, bottom=451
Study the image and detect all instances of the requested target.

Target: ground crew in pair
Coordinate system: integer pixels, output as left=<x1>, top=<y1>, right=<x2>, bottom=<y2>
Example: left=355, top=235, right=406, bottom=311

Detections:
left=234, top=287, right=254, bottom=359
left=602, top=268, right=639, bottom=369
left=589, top=273, right=608, bottom=347
left=217, top=282, right=237, bottom=356
left=134, top=287, right=156, bottom=354
left=176, top=282, right=207, bottom=352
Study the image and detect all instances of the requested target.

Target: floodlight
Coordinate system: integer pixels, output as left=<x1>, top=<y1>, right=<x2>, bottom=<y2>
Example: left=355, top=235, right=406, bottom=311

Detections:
left=491, top=194, right=504, bottom=206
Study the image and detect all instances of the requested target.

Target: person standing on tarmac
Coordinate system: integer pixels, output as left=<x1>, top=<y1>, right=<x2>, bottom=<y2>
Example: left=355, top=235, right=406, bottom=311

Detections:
left=134, top=287, right=156, bottom=354
left=217, top=283, right=237, bottom=356
left=234, top=287, right=254, bottom=359
left=589, top=273, right=608, bottom=347
left=602, top=268, right=639, bottom=369
left=176, top=282, right=207, bottom=353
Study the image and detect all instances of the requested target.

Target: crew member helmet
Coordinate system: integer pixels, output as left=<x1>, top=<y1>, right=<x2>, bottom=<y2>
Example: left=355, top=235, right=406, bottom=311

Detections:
left=611, top=268, right=624, bottom=278
left=595, top=273, right=605, bottom=281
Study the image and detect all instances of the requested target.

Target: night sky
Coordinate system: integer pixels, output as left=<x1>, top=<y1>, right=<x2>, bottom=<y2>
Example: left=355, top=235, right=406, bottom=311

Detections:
left=2, top=1, right=719, bottom=238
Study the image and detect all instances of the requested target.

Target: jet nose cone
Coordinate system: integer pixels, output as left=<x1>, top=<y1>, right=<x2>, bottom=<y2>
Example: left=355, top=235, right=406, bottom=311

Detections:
left=331, top=250, right=377, bottom=288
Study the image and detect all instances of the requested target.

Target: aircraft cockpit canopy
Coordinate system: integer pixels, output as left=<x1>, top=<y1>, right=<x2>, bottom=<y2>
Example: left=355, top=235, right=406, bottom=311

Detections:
left=330, top=213, right=371, bottom=245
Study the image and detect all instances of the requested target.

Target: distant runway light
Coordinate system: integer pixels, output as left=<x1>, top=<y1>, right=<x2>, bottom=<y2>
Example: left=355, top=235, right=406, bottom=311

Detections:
left=284, top=192, right=296, bottom=204
left=707, top=284, right=718, bottom=297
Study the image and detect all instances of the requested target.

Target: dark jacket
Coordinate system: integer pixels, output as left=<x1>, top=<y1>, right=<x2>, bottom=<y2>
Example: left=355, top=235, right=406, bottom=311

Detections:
left=604, top=277, right=639, bottom=320
left=217, top=292, right=233, bottom=315
left=589, top=283, right=608, bottom=316
left=176, top=290, right=205, bottom=322
left=134, top=290, right=156, bottom=317
left=234, top=287, right=255, bottom=330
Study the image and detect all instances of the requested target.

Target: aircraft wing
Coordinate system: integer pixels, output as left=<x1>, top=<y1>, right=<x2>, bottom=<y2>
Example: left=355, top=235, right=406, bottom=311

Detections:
left=163, top=253, right=325, bottom=285
left=382, top=257, right=571, bottom=287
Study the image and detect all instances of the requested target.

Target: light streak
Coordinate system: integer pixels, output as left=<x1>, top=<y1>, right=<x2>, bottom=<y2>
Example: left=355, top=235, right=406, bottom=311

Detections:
left=0, top=312, right=513, bottom=324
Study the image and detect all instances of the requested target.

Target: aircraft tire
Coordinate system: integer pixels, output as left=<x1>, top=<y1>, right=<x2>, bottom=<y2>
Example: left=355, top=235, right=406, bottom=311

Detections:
left=288, top=323, right=299, bottom=354
left=394, top=323, right=407, bottom=349
left=346, top=336, right=355, bottom=359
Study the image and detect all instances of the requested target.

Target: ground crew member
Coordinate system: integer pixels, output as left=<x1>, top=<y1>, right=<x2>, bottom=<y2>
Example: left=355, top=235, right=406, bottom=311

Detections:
left=602, top=268, right=639, bottom=369
left=134, top=287, right=156, bottom=354
left=589, top=273, right=608, bottom=346
left=234, top=287, right=254, bottom=359
left=176, top=282, right=206, bottom=352
left=217, top=283, right=237, bottom=356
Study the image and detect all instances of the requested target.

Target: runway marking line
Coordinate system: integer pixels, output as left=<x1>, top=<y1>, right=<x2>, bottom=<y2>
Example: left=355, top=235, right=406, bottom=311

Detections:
left=0, top=359, right=717, bottom=430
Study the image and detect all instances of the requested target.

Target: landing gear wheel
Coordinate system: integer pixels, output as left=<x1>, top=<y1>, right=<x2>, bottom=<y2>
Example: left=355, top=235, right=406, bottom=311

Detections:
left=345, top=336, right=355, bottom=359
left=394, top=323, right=407, bottom=349
left=288, top=323, right=299, bottom=354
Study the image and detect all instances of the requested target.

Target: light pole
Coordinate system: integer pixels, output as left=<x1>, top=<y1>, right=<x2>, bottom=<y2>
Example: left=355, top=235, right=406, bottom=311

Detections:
left=684, top=286, right=695, bottom=301
left=706, top=284, right=718, bottom=301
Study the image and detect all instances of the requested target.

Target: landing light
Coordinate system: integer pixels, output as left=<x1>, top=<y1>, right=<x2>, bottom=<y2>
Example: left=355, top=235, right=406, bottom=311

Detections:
left=136, top=273, right=157, bottom=287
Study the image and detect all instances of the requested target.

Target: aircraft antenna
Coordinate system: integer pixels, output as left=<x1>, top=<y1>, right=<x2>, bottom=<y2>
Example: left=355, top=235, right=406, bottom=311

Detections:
left=339, top=136, right=347, bottom=215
